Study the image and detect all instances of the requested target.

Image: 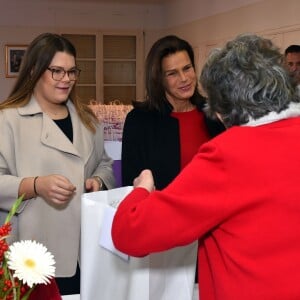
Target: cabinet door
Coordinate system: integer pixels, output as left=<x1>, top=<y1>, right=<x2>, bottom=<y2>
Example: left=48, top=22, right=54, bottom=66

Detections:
left=102, top=34, right=137, bottom=105
left=62, top=34, right=96, bottom=104
left=61, top=31, right=144, bottom=105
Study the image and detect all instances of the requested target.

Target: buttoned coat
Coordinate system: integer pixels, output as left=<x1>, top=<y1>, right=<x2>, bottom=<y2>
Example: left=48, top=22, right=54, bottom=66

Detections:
left=0, top=97, right=115, bottom=276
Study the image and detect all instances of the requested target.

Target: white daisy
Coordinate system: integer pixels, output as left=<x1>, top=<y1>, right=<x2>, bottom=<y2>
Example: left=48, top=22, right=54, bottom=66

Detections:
left=6, top=240, right=56, bottom=288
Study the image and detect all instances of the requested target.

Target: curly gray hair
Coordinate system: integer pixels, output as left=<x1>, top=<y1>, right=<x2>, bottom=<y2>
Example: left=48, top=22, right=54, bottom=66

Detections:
left=200, top=34, right=299, bottom=127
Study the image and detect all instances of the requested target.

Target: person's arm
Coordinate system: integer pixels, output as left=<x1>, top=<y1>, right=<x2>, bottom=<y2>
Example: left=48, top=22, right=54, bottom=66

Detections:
left=0, top=113, right=24, bottom=210
left=89, top=123, right=116, bottom=190
left=112, top=141, right=233, bottom=257
left=18, top=177, right=37, bottom=200
left=0, top=110, right=76, bottom=208
left=85, top=174, right=108, bottom=192
left=92, top=149, right=115, bottom=189
left=121, top=110, right=146, bottom=186
left=19, top=175, right=76, bottom=205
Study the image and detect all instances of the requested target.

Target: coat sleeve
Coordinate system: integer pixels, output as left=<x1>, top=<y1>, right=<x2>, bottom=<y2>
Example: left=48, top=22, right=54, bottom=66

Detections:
left=0, top=111, right=24, bottom=211
left=94, top=150, right=115, bottom=190
left=92, top=124, right=116, bottom=190
left=121, top=110, right=147, bottom=186
left=112, top=141, right=237, bottom=257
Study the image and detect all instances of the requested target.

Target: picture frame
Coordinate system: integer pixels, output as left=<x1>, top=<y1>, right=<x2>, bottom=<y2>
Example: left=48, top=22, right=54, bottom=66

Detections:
left=5, top=45, right=27, bottom=78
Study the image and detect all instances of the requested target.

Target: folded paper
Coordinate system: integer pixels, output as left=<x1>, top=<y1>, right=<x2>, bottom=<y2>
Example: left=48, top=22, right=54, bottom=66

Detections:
left=99, top=205, right=129, bottom=261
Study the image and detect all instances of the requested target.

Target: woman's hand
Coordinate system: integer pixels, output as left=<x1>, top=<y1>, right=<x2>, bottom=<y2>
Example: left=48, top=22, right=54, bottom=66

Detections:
left=133, top=169, right=155, bottom=192
left=35, top=175, right=76, bottom=205
left=85, top=176, right=103, bottom=192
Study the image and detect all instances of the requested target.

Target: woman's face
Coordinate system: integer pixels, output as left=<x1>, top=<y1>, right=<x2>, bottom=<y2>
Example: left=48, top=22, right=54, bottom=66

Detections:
left=33, top=51, right=76, bottom=107
left=162, top=50, right=197, bottom=105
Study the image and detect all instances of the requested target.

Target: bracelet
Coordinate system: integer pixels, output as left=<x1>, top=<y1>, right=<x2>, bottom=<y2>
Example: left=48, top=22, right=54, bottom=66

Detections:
left=93, top=176, right=103, bottom=190
left=33, top=176, right=39, bottom=196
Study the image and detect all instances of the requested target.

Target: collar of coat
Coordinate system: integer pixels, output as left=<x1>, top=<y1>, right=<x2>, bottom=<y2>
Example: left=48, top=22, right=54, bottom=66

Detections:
left=244, top=102, right=300, bottom=127
left=18, top=96, right=72, bottom=115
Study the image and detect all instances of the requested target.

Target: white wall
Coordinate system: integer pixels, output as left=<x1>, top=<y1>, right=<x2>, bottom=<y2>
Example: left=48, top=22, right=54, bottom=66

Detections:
left=0, top=0, right=300, bottom=99
left=156, top=0, right=300, bottom=73
left=0, top=26, right=55, bottom=98
left=0, top=0, right=164, bottom=29
left=0, top=0, right=165, bottom=99
left=163, top=0, right=263, bottom=28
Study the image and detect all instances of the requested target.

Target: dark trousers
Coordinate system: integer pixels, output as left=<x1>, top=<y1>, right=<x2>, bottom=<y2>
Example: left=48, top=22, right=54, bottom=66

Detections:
left=56, top=264, right=80, bottom=295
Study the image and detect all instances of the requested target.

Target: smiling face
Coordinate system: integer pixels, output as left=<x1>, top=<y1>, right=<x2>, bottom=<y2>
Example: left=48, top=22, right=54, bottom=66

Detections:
left=33, top=51, right=76, bottom=110
left=162, top=50, right=197, bottom=110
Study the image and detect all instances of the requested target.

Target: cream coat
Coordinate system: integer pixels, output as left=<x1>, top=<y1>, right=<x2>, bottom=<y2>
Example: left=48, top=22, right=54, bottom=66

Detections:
left=0, top=97, right=115, bottom=276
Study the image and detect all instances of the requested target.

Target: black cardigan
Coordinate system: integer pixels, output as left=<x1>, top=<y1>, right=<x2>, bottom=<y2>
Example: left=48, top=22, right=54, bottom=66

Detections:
left=121, top=104, right=225, bottom=190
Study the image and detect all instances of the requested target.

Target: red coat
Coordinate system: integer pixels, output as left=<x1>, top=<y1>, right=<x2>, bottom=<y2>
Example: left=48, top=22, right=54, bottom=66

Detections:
left=112, top=117, right=300, bottom=300
left=30, top=279, right=61, bottom=300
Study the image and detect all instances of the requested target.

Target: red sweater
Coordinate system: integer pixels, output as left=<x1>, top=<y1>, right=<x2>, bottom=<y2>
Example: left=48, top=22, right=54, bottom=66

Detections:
left=112, top=117, right=300, bottom=300
left=171, top=109, right=210, bottom=169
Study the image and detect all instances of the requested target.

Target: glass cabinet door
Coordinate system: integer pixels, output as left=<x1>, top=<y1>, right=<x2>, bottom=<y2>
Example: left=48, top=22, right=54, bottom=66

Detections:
left=62, top=34, right=96, bottom=104
left=61, top=32, right=144, bottom=105
left=103, top=35, right=137, bottom=104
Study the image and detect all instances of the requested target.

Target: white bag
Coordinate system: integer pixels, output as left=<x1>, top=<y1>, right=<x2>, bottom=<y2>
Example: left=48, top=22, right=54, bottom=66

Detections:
left=81, top=187, right=198, bottom=300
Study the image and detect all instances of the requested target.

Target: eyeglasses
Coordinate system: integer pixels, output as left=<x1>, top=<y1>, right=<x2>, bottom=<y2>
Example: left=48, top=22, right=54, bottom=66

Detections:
left=47, top=67, right=81, bottom=81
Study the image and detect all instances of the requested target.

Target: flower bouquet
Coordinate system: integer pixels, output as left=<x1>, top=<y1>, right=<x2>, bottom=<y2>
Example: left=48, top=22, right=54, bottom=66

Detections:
left=0, top=195, right=56, bottom=300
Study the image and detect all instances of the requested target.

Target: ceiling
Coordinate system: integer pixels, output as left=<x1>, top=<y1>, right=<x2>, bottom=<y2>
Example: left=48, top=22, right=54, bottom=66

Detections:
left=71, top=0, right=172, bottom=3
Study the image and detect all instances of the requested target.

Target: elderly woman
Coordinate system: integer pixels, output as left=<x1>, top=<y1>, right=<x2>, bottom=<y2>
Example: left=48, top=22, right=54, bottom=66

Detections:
left=112, top=34, right=300, bottom=300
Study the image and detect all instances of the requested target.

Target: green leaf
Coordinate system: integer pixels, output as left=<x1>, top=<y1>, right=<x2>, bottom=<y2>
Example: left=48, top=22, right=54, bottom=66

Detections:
left=4, top=194, right=25, bottom=224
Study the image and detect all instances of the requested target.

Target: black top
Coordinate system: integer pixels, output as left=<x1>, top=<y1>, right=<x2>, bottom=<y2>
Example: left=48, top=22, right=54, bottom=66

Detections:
left=54, top=113, right=73, bottom=143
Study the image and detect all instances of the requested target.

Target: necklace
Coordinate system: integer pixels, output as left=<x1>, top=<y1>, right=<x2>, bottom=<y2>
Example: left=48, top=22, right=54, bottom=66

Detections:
left=45, top=106, right=69, bottom=120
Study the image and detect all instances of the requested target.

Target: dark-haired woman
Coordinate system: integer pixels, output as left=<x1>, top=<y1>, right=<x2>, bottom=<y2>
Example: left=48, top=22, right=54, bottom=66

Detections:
left=121, top=35, right=224, bottom=299
left=122, top=35, right=224, bottom=189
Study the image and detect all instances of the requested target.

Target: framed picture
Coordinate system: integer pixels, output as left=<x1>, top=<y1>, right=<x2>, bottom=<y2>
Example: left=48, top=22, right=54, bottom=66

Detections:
left=5, top=45, right=27, bottom=78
